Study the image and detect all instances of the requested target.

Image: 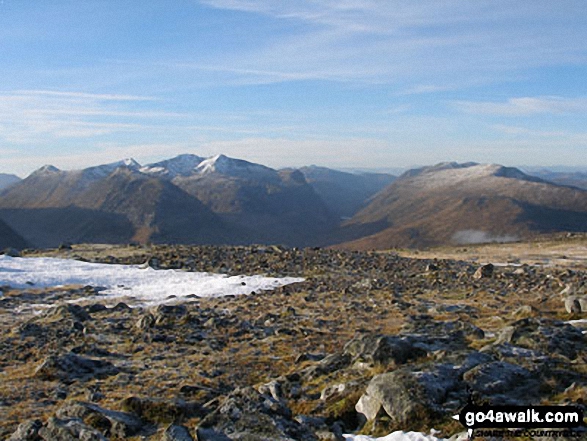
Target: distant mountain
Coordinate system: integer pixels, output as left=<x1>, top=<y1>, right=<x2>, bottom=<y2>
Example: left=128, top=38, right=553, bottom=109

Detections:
left=0, top=173, right=21, bottom=190
left=0, top=161, right=232, bottom=248
left=524, top=169, right=587, bottom=190
left=171, top=155, right=337, bottom=246
left=337, top=162, right=587, bottom=250
left=298, top=166, right=395, bottom=219
left=0, top=218, right=29, bottom=250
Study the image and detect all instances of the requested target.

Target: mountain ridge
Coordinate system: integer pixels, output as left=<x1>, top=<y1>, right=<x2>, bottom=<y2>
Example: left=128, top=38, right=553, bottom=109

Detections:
left=337, top=162, right=587, bottom=249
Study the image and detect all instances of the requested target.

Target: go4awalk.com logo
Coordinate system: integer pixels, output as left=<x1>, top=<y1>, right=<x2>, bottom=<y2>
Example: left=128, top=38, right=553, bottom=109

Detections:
left=453, top=404, right=585, bottom=439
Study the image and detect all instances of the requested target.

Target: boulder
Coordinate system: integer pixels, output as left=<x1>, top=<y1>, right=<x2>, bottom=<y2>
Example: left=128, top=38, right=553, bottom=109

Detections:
left=7, top=419, right=43, bottom=441
left=34, top=353, right=119, bottom=382
left=56, top=401, right=144, bottom=438
left=2, top=247, right=21, bottom=257
left=196, top=387, right=318, bottom=441
left=38, top=417, right=107, bottom=441
left=355, top=366, right=462, bottom=426
left=462, top=361, right=539, bottom=405
left=41, top=304, right=91, bottom=323
left=343, top=334, right=427, bottom=366
left=160, top=424, right=194, bottom=441
left=492, top=318, right=585, bottom=360
left=473, top=263, right=494, bottom=279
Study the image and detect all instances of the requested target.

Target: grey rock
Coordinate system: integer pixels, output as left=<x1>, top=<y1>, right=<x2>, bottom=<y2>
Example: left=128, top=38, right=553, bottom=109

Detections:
left=257, top=380, right=283, bottom=402
left=41, top=304, right=91, bottom=323
left=2, top=247, right=21, bottom=257
left=301, top=353, right=352, bottom=381
left=564, top=296, right=582, bottom=314
left=196, top=387, right=318, bottom=441
left=355, top=393, right=383, bottom=422
left=356, top=366, right=460, bottom=424
left=343, top=334, right=427, bottom=366
left=135, top=313, right=156, bottom=330
left=492, top=318, right=585, bottom=360
left=34, top=353, right=119, bottom=382
left=38, top=417, right=107, bottom=441
left=473, top=263, right=494, bottom=279
left=56, top=400, right=144, bottom=438
left=161, top=424, right=194, bottom=441
left=463, top=361, right=539, bottom=404
left=7, top=419, right=43, bottom=441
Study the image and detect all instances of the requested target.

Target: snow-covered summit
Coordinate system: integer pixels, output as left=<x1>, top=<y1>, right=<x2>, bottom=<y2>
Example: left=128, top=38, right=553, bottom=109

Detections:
left=81, top=158, right=141, bottom=180
left=195, top=154, right=277, bottom=180
left=141, top=154, right=205, bottom=178
left=403, top=162, right=541, bottom=189
left=31, top=164, right=61, bottom=176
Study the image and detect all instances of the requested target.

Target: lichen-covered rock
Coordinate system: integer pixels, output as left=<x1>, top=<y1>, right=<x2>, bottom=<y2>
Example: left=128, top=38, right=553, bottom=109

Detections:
left=492, top=318, right=585, bottom=360
left=301, top=353, right=352, bottom=381
left=465, top=361, right=536, bottom=396
left=196, top=387, right=318, bottom=440
left=40, top=304, right=91, bottom=323
left=356, top=366, right=460, bottom=426
left=38, top=417, right=107, bottom=441
left=56, top=401, right=144, bottom=438
left=7, top=419, right=43, bottom=441
left=343, top=334, right=427, bottom=366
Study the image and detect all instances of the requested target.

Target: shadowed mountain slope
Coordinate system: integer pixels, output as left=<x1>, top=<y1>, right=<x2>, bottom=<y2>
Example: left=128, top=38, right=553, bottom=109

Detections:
left=0, top=218, right=29, bottom=250
left=171, top=155, right=338, bottom=246
left=297, top=166, right=396, bottom=219
left=0, top=162, right=232, bottom=247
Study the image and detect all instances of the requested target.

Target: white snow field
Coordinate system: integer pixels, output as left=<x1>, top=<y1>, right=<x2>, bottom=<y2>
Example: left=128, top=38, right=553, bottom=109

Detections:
left=0, top=255, right=304, bottom=306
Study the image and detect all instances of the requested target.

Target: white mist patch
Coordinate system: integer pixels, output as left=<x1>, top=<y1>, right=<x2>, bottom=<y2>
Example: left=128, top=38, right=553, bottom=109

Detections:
left=344, top=431, right=449, bottom=441
left=452, top=229, right=518, bottom=245
left=0, top=256, right=304, bottom=306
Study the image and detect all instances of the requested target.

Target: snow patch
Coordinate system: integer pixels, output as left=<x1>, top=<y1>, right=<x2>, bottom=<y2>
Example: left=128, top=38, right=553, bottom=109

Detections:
left=0, top=256, right=304, bottom=306
left=344, top=431, right=451, bottom=441
left=195, top=154, right=277, bottom=180
left=452, top=230, right=518, bottom=245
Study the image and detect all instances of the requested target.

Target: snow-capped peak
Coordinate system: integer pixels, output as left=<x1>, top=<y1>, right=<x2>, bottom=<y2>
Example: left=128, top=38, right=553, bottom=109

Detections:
left=195, top=154, right=276, bottom=180
left=33, top=164, right=61, bottom=175
left=81, top=158, right=141, bottom=180
left=141, top=154, right=205, bottom=178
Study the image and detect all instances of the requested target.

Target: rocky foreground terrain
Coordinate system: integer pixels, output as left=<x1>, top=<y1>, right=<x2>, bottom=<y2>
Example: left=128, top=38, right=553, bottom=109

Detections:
left=0, top=238, right=586, bottom=440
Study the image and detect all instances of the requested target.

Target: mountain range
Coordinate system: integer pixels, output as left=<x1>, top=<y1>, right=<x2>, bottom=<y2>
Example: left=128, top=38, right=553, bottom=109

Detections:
left=1, top=156, right=586, bottom=250
left=0, top=154, right=371, bottom=248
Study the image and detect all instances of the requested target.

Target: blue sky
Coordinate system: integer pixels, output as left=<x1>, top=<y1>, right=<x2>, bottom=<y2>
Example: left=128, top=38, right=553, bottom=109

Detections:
left=1, top=0, right=587, bottom=176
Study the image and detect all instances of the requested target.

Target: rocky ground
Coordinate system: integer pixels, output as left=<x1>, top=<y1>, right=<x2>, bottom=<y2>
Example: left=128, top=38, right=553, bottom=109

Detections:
left=0, top=239, right=586, bottom=440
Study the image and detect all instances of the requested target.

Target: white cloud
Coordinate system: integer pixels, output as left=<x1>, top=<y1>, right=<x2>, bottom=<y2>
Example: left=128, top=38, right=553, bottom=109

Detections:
left=0, top=90, right=186, bottom=144
left=454, top=97, right=587, bottom=116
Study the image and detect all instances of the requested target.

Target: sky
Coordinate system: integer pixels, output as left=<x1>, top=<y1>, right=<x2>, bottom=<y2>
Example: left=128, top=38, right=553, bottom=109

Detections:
left=1, top=0, right=587, bottom=177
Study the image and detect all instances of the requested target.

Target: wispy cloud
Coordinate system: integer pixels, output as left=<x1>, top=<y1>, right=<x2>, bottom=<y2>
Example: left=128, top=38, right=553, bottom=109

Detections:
left=196, top=1, right=587, bottom=86
left=14, top=90, right=156, bottom=101
left=454, top=97, right=587, bottom=116
left=0, top=90, right=184, bottom=143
